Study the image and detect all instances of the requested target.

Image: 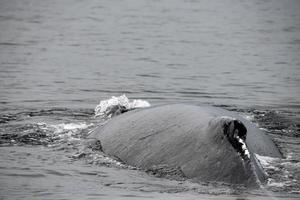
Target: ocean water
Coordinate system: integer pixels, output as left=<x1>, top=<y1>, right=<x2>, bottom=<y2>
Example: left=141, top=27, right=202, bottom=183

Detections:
left=0, top=0, right=299, bottom=199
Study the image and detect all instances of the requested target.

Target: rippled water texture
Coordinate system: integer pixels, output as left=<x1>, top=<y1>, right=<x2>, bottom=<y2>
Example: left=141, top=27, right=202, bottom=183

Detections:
left=1, top=0, right=299, bottom=110
left=0, top=0, right=299, bottom=199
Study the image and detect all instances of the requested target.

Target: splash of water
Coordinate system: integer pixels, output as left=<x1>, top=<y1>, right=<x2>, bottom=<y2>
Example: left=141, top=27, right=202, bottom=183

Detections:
left=94, top=94, right=151, bottom=118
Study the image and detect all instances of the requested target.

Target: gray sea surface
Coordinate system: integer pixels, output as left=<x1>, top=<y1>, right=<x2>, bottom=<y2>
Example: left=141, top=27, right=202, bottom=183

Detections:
left=0, top=0, right=299, bottom=199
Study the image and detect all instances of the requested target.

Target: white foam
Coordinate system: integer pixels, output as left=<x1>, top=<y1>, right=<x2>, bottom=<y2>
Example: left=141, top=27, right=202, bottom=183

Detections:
left=94, top=94, right=150, bottom=117
left=37, top=122, right=90, bottom=131
left=267, top=181, right=286, bottom=187
left=37, top=122, right=93, bottom=142
left=85, top=153, right=126, bottom=168
left=255, top=154, right=279, bottom=167
left=46, top=123, right=91, bottom=137
left=51, top=123, right=90, bottom=131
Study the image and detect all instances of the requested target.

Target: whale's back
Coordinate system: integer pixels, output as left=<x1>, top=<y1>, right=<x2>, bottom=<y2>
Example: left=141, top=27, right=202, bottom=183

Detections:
left=89, top=104, right=282, bottom=185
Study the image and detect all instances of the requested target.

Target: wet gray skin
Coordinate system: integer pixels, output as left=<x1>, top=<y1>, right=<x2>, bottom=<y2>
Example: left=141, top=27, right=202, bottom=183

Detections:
left=89, top=104, right=282, bottom=186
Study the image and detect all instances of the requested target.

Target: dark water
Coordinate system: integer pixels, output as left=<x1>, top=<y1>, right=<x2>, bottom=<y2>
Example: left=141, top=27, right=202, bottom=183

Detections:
left=0, top=0, right=300, bottom=199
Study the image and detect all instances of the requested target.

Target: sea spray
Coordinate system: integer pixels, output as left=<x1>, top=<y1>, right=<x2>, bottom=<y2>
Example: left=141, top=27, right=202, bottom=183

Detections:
left=94, top=94, right=151, bottom=118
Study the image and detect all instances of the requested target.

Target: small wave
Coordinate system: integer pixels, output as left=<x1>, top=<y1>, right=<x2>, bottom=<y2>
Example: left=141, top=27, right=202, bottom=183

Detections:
left=94, top=94, right=150, bottom=118
left=85, top=153, right=127, bottom=168
left=38, top=122, right=94, bottom=147
left=0, top=122, right=93, bottom=147
left=256, top=154, right=300, bottom=192
left=45, top=122, right=91, bottom=132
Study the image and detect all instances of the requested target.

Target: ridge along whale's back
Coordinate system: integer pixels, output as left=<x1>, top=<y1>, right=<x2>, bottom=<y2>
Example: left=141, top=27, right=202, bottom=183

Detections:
left=89, top=104, right=282, bottom=186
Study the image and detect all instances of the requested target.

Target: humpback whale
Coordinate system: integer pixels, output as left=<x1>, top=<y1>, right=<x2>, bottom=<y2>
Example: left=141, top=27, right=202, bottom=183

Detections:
left=89, top=104, right=282, bottom=186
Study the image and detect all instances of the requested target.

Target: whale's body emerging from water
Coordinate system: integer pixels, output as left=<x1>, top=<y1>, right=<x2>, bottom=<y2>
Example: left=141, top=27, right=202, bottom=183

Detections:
left=89, top=104, right=282, bottom=186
